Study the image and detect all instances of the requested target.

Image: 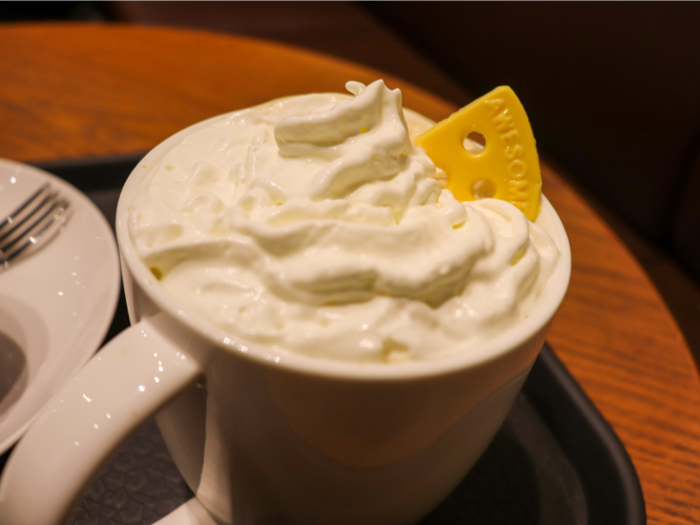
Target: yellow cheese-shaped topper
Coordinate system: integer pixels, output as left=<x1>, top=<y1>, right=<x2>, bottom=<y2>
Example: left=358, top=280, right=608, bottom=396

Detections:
left=416, top=86, right=541, bottom=221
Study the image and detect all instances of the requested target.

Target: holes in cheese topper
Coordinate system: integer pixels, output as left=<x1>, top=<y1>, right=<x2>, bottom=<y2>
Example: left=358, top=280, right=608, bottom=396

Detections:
left=472, top=178, right=496, bottom=200
left=463, top=131, right=486, bottom=154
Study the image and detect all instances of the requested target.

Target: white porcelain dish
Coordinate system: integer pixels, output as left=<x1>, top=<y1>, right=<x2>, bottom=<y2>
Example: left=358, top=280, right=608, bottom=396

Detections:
left=0, top=158, right=120, bottom=455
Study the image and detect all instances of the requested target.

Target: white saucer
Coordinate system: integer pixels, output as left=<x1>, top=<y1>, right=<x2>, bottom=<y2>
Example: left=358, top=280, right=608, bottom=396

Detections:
left=0, top=159, right=121, bottom=455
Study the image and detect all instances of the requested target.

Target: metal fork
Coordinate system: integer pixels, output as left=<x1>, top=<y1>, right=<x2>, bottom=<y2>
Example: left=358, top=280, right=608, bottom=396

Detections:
left=0, top=183, right=72, bottom=272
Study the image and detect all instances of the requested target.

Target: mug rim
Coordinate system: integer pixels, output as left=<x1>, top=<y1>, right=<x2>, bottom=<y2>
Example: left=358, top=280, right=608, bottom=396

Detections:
left=115, top=103, right=572, bottom=381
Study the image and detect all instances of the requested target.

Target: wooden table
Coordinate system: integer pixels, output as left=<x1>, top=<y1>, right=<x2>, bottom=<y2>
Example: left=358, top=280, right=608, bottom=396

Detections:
left=1, top=23, right=699, bottom=525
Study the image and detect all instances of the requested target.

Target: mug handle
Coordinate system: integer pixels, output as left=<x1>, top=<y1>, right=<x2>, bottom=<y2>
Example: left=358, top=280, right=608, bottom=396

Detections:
left=0, top=316, right=202, bottom=525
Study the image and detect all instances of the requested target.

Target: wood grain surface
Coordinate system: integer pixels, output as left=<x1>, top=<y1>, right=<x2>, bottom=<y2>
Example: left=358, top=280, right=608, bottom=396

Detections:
left=1, top=23, right=699, bottom=524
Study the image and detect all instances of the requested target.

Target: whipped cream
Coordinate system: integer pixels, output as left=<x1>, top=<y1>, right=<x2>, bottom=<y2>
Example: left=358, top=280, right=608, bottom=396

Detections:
left=128, top=80, right=559, bottom=363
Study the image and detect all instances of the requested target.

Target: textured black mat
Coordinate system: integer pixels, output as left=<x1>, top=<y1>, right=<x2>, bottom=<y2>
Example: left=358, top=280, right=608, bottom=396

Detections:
left=70, top=419, right=192, bottom=525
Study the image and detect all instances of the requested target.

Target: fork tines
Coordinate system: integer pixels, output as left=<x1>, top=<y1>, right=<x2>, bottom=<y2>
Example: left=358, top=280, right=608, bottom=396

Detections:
left=0, top=183, right=72, bottom=270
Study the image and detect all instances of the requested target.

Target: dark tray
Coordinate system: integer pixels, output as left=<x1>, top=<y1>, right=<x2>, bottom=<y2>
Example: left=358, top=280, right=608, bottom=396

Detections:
left=1, top=156, right=645, bottom=525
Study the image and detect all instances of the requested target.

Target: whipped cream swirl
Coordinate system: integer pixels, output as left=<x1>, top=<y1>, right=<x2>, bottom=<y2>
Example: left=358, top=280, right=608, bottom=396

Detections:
left=128, top=80, right=559, bottom=362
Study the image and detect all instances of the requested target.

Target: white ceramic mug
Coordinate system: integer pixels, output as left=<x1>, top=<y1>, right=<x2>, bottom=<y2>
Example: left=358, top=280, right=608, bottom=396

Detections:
left=0, top=114, right=571, bottom=525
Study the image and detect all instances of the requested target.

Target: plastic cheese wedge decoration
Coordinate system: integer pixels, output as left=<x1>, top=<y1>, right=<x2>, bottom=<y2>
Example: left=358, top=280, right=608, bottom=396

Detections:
left=416, top=86, right=542, bottom=221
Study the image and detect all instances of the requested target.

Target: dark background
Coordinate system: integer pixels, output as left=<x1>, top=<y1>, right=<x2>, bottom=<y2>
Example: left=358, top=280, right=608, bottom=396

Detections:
left=2, top=1, right=700, bottom=366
